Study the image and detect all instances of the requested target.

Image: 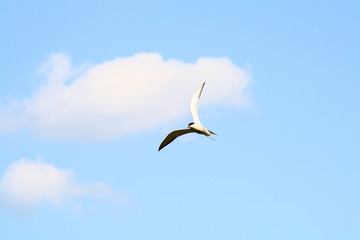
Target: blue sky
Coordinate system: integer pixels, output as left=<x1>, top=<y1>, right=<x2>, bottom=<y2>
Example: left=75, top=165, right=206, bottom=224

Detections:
left=1, top=1, right=359, bottom=239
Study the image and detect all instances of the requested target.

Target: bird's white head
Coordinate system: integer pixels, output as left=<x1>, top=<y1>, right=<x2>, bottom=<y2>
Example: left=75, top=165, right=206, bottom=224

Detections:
left=187, top=122, right=194, bottom=128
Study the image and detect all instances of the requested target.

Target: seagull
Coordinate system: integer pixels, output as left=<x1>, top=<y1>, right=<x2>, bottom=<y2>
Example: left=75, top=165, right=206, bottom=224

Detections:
left=158, top=82, right=216, bottom=151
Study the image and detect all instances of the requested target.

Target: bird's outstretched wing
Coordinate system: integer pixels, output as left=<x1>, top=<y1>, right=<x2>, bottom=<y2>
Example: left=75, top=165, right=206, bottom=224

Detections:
left=190, top=82, right=206, bottom=124
left=158, top=129, right=196, bottom=151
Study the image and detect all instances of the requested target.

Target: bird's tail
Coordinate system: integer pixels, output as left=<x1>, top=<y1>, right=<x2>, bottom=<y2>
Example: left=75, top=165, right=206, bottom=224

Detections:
left=207, top=130, right=216, bottom=140
left=208, top=136, right=215, bottom=140
left=209, top=130, right=216, bottom=135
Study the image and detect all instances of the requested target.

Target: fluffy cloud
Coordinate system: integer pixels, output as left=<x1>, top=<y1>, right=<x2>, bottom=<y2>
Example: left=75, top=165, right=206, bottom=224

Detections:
left=0, top=158, right=112, bottom=211
left=1, top=52, right=251, bottom=140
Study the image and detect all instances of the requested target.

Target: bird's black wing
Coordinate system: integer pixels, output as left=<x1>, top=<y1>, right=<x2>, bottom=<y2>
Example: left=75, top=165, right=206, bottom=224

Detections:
left=158, top=129, right=196, bottom=151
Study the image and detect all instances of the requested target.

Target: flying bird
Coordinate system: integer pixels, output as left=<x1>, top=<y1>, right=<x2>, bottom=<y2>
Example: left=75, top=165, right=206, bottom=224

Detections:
left=158, top=82, right=216, bottom=151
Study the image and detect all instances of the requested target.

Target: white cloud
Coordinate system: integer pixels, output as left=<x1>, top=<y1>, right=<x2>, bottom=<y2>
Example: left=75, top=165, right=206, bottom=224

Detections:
left=0, top=158, right=112, bottom=212
left=1, top=52, right=251, bottom=140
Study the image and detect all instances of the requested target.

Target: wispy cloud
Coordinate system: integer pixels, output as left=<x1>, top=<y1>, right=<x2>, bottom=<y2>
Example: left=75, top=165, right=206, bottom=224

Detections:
left=0, top=158, right=115, bottom=212
left=0, top=52, right=251, bottom=140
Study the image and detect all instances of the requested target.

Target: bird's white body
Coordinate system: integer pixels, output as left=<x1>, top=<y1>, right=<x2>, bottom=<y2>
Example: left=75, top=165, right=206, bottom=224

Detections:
left=189, top=122, right=211, bottom=136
